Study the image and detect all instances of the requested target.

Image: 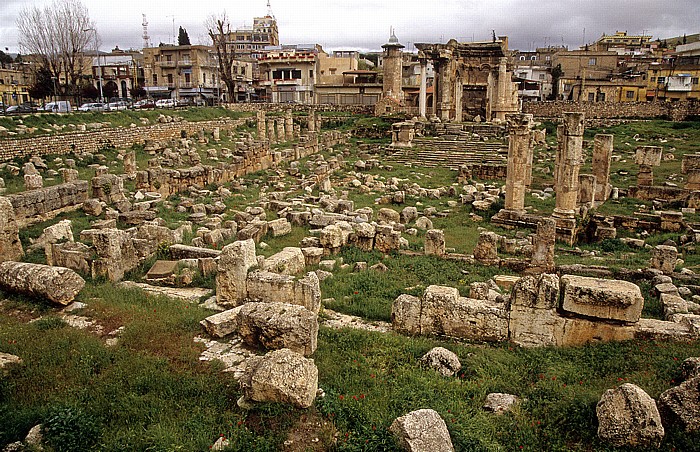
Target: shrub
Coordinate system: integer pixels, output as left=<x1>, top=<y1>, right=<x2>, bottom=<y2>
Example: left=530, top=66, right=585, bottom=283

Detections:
left=43, top=406, right=101, bottom=451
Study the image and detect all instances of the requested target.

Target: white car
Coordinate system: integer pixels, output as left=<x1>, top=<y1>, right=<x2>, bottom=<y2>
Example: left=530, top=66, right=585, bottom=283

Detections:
left=155, top=99, right=175, bottom=108
left=78, top=102, right=106, bottom=112
left=107, top=101, right=129, bottom=111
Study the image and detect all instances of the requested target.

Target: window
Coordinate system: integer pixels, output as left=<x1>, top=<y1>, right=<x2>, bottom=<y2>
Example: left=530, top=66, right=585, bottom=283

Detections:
left=650, top=77, right=656, bottom=82
left=153, top=74, right=158, bottom=84
left=530, top=56, right=537, bottom=60
left=329, top=68, right=337, bottom=75
left=519, top=56, right=525, bottom=61
left=588, top=58, right=597, bottom=66
left=588, top=92, right=595, bottom=101
left=203, top=73, right=206, bottom=84
left=657, top=76, right=666, bottom=84
left=596, top=92, right=606, bottom=102
left=167, top=74, right=173, bottom=84
left=626, top=91, right=635, bottom=99
left=693, top=77, right=699, bottom=85
left=539, top=74, right=546, bottom=80
left=545, top=55, right=551, bottom=61
left=309, top=70, right=314, bottom=78
left=185, top=73, right=191, bottom=84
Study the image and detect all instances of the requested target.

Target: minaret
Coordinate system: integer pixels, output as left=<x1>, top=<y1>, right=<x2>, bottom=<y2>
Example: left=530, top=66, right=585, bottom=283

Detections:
left=381, top=28, right=404, bottom=103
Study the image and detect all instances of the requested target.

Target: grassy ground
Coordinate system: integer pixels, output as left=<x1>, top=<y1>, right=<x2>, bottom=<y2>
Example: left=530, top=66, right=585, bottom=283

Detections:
left=2, top=117, right=700, bottom=450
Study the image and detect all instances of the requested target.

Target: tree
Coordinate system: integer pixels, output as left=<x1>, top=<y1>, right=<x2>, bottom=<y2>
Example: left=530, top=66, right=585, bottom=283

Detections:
left=28, top=66, right=55, bottom=100
left=131, top=84, right=146, bottom=99
left=178, top=27, right=191, bottom=46
left=0, top=50, right=13, bottom=68
left=17, top=0, right=96, bottom=99
left=80, top=83, right=99, bottom=100
left=206, top=12, right=238, bottom=103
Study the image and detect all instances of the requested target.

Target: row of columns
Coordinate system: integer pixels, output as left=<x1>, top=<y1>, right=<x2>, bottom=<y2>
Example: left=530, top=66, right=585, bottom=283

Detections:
left=256, top=110, right=321, bottom=144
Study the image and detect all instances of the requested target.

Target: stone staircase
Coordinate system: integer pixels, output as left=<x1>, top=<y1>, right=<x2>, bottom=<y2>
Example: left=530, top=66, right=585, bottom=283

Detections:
left=386, top=138, right=507, bottom=170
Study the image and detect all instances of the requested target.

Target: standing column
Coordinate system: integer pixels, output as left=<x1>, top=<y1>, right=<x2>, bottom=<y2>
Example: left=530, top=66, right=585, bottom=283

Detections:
left=307, top=109, right=316, bottom=132
left=553, top=112, right=585, bottom=218
left=285, top=110, right=294, bottom=141
left=504, top=114, right=534, bottom=213
left=267, top=120, right=277, bottom=144
left=454, top=78, right=463, bottom=123
left=257, top=110, right=267, bottom=141
left=592, top=134, right=613, bottom=202
left=276, top=118, right=286, bottom=143
left=419, top=59, right=427, bottom=119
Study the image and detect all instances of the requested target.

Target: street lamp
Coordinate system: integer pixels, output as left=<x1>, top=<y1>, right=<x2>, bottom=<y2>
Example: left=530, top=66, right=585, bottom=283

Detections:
left=84, top=28, right=103, bottom=102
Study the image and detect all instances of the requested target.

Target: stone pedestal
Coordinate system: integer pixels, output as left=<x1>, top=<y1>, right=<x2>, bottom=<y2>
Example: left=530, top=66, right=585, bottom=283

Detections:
left=578, top=174, right=597, bottom=207
left=60, top=168, right=79, bottom=183
left=553, top=112, right=585, bottom=219
left=24, top=174, right=43, bottom=190
left=123, top=151, right=137, bottom=177
left=593, top=134, right=613, bottom=202
left=504, top=114, right=533, bottom=213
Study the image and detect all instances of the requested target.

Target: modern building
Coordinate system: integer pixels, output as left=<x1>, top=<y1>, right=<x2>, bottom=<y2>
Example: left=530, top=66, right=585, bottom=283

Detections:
left=226, top=15, right=279, bottom=60
left=89, top=48, right=143, bottom=99
left=0, top=67, right=32, bottom=107
left=257, top=44, right=320, bottom=104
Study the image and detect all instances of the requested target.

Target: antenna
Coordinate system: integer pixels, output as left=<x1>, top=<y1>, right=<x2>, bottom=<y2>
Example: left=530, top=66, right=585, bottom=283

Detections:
left=166, top=15, right=175, bottom=45
left=142, top=14, right=151, bottom=48
left=267, top=0, right=275, bottom=19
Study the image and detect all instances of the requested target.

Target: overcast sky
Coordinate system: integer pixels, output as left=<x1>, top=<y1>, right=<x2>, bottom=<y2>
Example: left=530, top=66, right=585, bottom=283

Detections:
left=1, top=0, right=698, bottom=55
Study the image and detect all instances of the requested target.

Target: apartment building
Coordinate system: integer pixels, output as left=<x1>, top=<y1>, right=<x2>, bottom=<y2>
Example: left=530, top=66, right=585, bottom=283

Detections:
left=257, top=44, right=320, bottom=104
left=143, top=45, right=219, bottom=102
left=226, top=16, right=279, bottom=60
left=0, top=67, right=32, bottom=107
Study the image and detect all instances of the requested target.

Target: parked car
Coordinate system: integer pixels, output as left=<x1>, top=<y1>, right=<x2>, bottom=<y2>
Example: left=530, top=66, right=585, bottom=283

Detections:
left=133, top=99, right=156, bottom=109
left=5, top=105, right=34, bottom=115
left=78, top=102, right=106, bottom=112
left=42, top=101, right=72, bottom=113
left=107, top=100, right=129, bottom=111
left=155, top=99, right=175, bottom=108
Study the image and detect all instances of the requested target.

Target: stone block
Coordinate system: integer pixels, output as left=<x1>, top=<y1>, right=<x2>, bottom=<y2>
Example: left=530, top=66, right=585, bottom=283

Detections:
left=650, top=245, right=678, bottom=275
left=267, top=218, right=292, bottom=237
left=262, top=247, right=306, bottom=275
left=560, top=275, right=644, bottom=323
left=237, top=302, right=318, bottom=356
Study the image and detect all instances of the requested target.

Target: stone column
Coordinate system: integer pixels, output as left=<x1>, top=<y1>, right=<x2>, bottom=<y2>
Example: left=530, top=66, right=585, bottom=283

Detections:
left=257, top=110, right=267, bottom=140
left=592, top=134, right=613, bottom=201
left=213, top=127, right=221, bottom=142
left=553, top=112, right=585, bottom=219
left=285, top=110, right=294, bottom=141
left=315, top=115, right=322, bottom=132
left=531, top=217, right=556, bottom=272
left=276, top=118, right=286, bottom=142
left=123, top=151, right=137, bottom=178
left=307, top=109, right=316, bottom=132
left=437, top=60, right=453, bottom=122
left=577, top=174, right=596, bottom=208
left=635, top=146, right=662, bottom=187
left=419, top=59, right=427, bottom=119
left=504, top=114, right=534, bottom=213
left=454, top=78, right=463, bottom=123
left=0, top=197, right=23, bottom=262
left=267, top=120, right=277, bottom=144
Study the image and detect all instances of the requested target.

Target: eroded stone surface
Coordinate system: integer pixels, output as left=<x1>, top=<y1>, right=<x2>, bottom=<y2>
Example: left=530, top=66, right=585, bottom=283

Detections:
left=389, top=409, right=454, bottom=452
left=597, top=383, right=664, bottom=448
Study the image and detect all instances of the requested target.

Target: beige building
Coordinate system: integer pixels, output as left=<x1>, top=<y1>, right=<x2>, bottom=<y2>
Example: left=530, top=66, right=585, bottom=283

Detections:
left=553, top=50, right=620, bottom=100
left=257, top=45, right=320, bottom=104
left=143, top=45, right=220, bottom=102
left=226, top=15, right=279, bottom=60
left=0, top=67, right=32, bottom=107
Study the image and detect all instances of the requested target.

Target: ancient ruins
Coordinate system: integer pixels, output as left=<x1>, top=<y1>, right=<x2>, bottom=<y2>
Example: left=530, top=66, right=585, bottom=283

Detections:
left=1, top=94, right=699, bottom=450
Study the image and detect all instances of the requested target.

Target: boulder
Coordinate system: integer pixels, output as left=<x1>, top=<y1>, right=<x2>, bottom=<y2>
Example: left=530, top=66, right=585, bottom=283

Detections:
left=200, top=306, right=243, bottom=338
left=267, top=218, right=292, bottom=237
left=420, top=347, right=461, bottom=377
left=0, top=262, right=85, bottom=305
left=473, top=231, right=499, bottom=265
left=658, top=376, right=700, bottom=432
left=239, top=348, right=318, bottom=409
left=596, top=383, right=664, bottom=448
left=681, top=357, right=700, bottom=381
left=0, top=352, right=22, bottom=375
left=30, top=219, right=73, bottom=251
left=560, top=275, right=644, bottom=323
left=378, top=208, right=401, bottom=224
left=237, top=302, right=318, bottom=356
left=389, top=409, right=454, bottom=452
left=483, top=393, right=520, bottom=414
left=424, top=229, right=445, bottom=256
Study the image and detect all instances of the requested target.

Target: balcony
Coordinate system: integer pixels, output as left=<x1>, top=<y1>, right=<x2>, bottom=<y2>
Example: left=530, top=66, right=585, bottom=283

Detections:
left=178, top=60, right=192, bottom=67
left=157, top=61, right=176, bottom=68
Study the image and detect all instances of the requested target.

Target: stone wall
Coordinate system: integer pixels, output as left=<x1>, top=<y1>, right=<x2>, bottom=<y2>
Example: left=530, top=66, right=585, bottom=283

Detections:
left=0, top=118, right=248, bottom=163
left=6, top=181, right=89, bottom=226
left=523, top=100, right=700, bottom=122
left=223, top=103, right=374, bottom=115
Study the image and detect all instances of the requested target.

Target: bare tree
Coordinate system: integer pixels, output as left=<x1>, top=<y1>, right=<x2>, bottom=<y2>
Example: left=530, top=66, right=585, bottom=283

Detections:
left=17, top=0, right=95, bottom=98
left=206, top=12, right=237, bottom=103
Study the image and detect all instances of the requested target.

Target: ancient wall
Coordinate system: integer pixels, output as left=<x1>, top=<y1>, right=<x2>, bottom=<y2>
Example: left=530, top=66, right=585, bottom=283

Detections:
left=223, top=103, right=374, bottom=115
left=0, top=118, right=248, bottom=163
left=6, top=181, right=89, bottom=226
left=523, top=100, right=700, bottom=122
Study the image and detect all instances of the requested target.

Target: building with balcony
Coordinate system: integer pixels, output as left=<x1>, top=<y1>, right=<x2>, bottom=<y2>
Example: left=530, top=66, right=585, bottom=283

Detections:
left=143, top=45, right=219, bottom=102
left=257, top=44, right=320, bottom=104
left=0, top=67, right=32, bottom=107
left=226, top=15, right=279, bottom=60
left=89, top=48, right=143, bottom=99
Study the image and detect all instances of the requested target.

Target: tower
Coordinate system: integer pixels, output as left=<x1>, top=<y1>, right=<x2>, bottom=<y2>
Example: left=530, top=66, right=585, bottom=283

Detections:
left=381, top=28, right=404, bottom=104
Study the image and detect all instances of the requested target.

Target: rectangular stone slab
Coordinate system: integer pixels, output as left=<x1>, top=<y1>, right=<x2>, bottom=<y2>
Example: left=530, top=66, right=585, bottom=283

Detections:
left=560, top=275, right=644, bottom=323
